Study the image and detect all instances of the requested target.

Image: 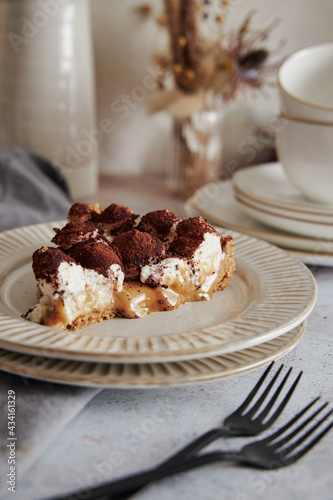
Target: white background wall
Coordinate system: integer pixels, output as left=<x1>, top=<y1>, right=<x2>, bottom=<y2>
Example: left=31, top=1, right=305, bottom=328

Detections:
left=90, top=0, right=333, bottom=175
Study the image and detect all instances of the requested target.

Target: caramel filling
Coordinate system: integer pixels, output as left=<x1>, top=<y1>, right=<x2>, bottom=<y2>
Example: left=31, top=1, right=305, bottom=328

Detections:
left=114, top=282, right=182, bottom=318
left=38, top=272, right=221, bottom=329
left=114, top=263, right=222, bottom=319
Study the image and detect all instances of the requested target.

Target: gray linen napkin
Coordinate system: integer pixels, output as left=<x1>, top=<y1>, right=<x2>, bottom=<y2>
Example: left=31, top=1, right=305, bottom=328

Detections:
left=0, top=374, right=100, bottom=497
left=0, top=145, right=72, bottom=230
left=0, top=146, right=101, bottom=494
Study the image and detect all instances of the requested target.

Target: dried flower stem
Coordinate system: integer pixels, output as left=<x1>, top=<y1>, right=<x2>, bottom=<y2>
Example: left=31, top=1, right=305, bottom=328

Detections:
left=164, top=0, right=200, bottom=92
left=179, top=0, right=199, bottom=86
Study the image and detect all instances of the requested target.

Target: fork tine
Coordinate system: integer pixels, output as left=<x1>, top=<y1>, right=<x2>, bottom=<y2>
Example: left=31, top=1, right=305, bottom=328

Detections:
left=278, top=407, right=333, bottom=456
left=258, top=370, right=303, bottom=426
left=269, top=401, right=329, bottom=448
left=230, top=361, right=275, bottom=416
left=287, top=419, right=333, bottom=464
left=244, top=364, right=284, bottom=419
left=263, top=397, right=320, bottom=443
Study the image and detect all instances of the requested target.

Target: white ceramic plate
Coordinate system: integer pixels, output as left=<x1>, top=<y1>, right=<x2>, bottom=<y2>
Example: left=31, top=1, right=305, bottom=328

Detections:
left=232, top=163, right=333, bottom=217
left=186, top=194, right=333, bottom=267
left=233, top=183, right=333, bottom=226
left=286, top=249, right=333, bottom=267
left=192, top=182, right=333, bottom=255
left=0, top=322, right=306, bottom=387
left=234, top=189, right=333, bottom=239
left=0, top=222, right=316, bottom=363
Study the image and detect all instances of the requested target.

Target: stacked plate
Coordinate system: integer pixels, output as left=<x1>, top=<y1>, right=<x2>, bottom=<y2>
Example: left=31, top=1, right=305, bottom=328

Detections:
left=0, top=220, right=316, bottom=387
left=186, top=162, right=333, bottom=267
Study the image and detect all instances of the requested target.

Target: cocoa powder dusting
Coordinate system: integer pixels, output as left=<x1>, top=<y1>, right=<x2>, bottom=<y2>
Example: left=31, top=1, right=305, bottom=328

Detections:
left=32, top=247, right=75, bottom=283
left=113, top=230, right=166, bottom=279
left=169, top=216, right=220, bottom=258
left=51, top=221, right=102, bottom=250
left=68, top=202, right=101, bottom=222
left=137, top=210, right=181, bottom=241
left=69, top=241, right=124, bottom=277
left=95, top=203, right=136, bottom=223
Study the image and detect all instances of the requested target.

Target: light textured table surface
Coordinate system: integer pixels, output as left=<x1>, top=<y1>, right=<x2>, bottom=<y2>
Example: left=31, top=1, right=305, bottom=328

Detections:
left=98, top=173, right=188, bottom=218
left=2, top=174, right=333, bottom=500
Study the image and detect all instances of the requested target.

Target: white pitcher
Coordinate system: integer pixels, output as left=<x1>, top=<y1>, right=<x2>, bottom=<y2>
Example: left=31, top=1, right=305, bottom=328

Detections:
left=0, top=0, right=98, bottom=200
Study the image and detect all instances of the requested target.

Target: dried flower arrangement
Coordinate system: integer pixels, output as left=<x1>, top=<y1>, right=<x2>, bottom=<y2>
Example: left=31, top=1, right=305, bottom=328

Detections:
left=146, top=0, right=279, bottom=118
left=136, top=0, right=280, bottom=197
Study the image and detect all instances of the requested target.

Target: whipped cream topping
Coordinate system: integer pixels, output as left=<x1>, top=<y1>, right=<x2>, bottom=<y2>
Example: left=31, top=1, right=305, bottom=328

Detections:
left=26, top=260, right=124, bottom=328
left=140, top=232, right=225, bottom=298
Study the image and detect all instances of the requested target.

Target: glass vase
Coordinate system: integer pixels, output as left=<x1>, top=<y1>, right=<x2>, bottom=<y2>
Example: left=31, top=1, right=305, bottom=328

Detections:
left=168, top=106, right=224, bottom=199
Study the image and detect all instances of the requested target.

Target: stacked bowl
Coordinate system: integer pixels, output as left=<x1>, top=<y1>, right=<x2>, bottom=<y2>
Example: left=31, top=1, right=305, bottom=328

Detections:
left=276, top=42, right=333, bottom=205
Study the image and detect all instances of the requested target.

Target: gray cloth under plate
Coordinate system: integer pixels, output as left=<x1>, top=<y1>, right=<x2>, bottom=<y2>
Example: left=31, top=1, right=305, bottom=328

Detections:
left=0, top=145, right=72, bottom=231
left=0, top=146, right=100, bottom=497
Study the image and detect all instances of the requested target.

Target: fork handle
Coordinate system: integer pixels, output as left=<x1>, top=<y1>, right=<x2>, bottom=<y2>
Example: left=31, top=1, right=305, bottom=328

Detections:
left=52, top=451, right=239, bottom=500
left=102, top=428, right=233, bottom=500
left=159, top=427, right=233, bottom=468
left=48, top=430, right=234, bottom=500
left=114, top=428, right=233, bottom=500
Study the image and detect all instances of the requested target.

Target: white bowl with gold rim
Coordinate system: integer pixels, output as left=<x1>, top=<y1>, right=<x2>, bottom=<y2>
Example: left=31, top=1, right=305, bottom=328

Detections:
left=278, top=43, right=333, bottom=123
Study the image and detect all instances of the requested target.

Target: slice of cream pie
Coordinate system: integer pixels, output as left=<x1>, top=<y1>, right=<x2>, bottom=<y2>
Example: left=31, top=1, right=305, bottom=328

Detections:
left=24, top=204, right=235, bottom=330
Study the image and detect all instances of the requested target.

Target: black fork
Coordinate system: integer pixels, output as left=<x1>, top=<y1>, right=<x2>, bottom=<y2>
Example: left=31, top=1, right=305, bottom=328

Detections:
left=161, top=361, right=302, bottom=467
left=170, top=397, right=333, bottom=471
left=48, top=362, right=304, bottom=500
left=51, top=397, right=332, bottom=499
